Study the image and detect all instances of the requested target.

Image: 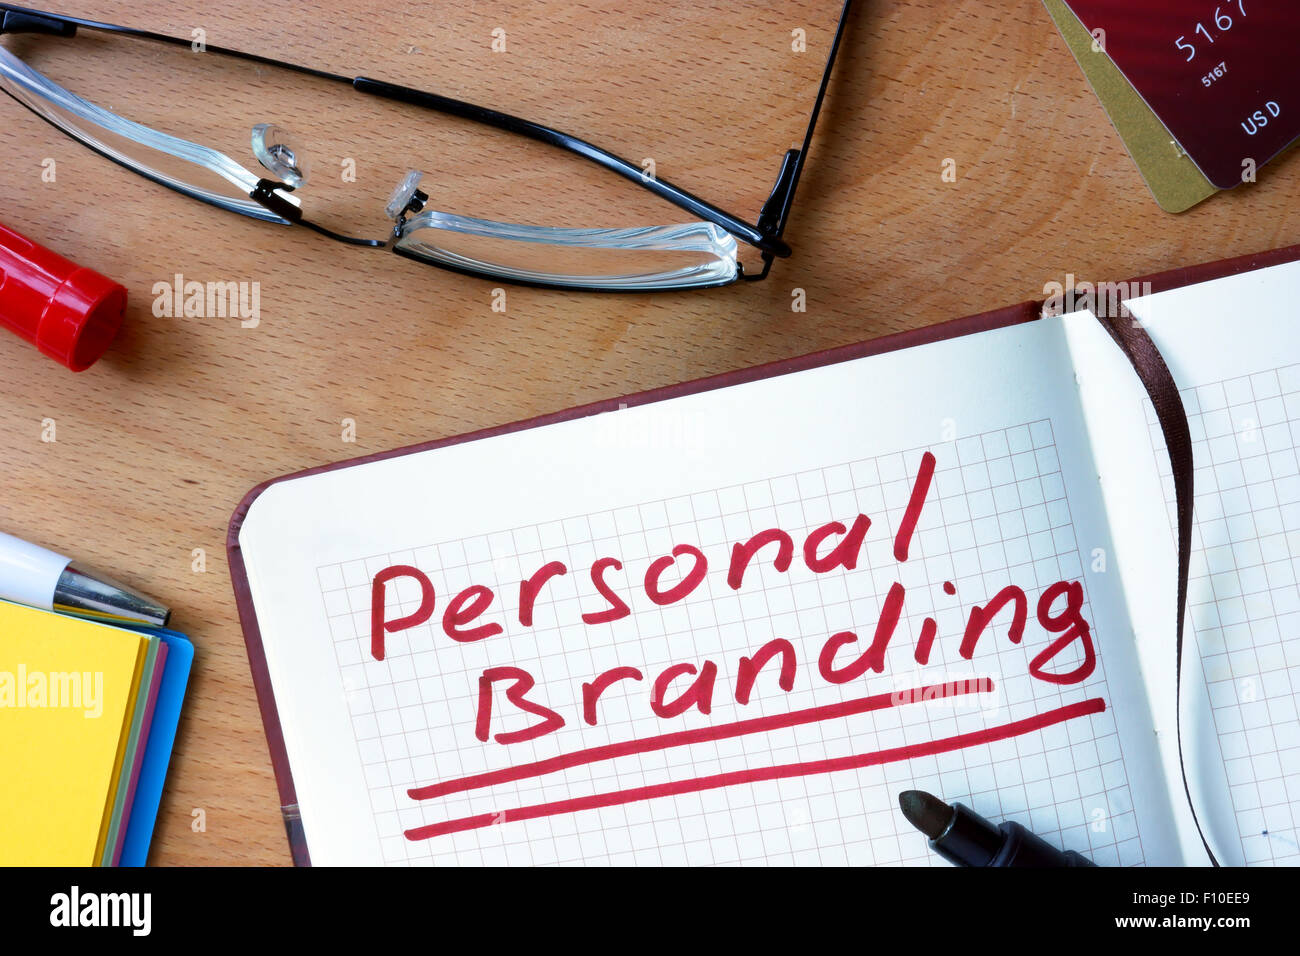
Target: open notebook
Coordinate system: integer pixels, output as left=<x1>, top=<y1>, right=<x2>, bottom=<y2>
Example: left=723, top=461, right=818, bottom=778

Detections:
left=230, top=251, right=1300, bottom=866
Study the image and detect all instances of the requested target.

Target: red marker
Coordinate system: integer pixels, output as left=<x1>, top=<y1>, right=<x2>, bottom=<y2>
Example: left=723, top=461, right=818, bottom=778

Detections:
left=0, top=222, right=126, bottom=371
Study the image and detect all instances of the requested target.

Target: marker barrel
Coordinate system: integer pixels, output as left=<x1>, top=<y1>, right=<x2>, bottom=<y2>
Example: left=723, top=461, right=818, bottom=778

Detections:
left=0, top=222, right=126, bottom=371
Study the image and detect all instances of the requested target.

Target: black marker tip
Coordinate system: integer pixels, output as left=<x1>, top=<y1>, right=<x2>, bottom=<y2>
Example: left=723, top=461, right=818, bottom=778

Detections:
left=898, top=789, right=955, bottom=840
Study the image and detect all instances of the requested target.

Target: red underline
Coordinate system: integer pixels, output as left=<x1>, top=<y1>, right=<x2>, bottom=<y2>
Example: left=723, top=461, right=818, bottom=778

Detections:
left=404, top=695, right=1105, bottom=843
left=409, top=678, right=994, bottom=802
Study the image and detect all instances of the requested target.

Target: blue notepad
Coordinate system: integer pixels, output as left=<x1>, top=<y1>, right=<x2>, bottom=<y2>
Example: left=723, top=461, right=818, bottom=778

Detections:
left=118, top=628, right=193, bottom=867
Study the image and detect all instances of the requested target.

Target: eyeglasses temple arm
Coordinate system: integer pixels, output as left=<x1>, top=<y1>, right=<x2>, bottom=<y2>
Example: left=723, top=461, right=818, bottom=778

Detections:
left=0, top=3, right=350, bottom=82
left=765, top=0, right=854, bottom=243
left=0, top=6, right=71, bottom=36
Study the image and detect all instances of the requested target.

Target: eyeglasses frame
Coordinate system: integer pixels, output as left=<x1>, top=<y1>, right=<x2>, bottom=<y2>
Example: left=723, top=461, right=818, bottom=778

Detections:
left=0, top=1, right=854, bottom=290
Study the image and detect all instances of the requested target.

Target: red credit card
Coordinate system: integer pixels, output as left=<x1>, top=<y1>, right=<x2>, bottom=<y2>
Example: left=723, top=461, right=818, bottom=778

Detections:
left=1064, top=0, right=1300, bottom=189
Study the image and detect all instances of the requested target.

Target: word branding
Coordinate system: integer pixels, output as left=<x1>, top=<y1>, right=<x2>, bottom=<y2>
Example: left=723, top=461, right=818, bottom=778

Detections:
left=152, top=273, right=260, bottom=327
left=0, top=666, right=102, bottom=717
left=49, top=886, right=151, bottom=936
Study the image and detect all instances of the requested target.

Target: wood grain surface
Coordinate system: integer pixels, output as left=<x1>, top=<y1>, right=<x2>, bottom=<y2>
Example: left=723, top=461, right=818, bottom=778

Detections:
left=0, top=0, right=1296, bottom=866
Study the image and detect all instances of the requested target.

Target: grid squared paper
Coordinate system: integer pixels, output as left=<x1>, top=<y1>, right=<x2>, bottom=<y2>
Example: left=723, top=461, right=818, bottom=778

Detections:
left=1146, top=366, right=1300, bottom=866
left=315, top=418, right=1144, bottom=866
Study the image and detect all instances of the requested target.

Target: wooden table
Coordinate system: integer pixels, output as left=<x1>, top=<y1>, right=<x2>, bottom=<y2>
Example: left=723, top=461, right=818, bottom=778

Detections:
left=1, top=0, right=1295, bottom=866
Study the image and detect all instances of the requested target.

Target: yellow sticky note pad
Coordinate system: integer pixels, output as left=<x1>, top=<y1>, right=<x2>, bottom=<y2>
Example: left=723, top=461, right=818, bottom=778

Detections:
left=0, top=600, right=147, bottom=865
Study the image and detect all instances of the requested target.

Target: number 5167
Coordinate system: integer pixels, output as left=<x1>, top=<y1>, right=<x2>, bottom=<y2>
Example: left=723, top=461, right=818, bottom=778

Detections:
left=1202, top=61, right=1228, bottom=87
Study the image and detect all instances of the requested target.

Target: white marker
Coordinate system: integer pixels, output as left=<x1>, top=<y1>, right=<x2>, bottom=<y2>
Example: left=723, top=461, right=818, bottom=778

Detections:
left=0, top=530, right=169, bottom=627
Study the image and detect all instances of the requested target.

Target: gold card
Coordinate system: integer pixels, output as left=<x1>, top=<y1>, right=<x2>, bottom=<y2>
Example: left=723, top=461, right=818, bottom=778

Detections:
left=1043, top=0, right=1216, bottom=213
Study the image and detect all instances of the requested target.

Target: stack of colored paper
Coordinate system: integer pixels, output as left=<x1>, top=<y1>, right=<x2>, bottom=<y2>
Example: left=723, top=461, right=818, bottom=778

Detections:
left=0, top=600, right=192, bottom=866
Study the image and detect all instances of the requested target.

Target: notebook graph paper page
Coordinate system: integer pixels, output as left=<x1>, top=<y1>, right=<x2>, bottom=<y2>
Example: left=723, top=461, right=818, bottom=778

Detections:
left=1147, top=366, right=1300, bottom=865
left=237, top=317, right=1186, bottom=865
left=1076, top=260, right=1300, bottom=867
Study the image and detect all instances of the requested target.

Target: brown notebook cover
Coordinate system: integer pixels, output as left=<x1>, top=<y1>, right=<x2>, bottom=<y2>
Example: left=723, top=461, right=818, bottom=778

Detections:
left=227, top=243, right=1300, bottom=865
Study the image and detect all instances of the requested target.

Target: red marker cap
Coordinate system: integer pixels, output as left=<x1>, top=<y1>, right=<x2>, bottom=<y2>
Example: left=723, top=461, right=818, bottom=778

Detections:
left=0, top=222, right=126, bottom=371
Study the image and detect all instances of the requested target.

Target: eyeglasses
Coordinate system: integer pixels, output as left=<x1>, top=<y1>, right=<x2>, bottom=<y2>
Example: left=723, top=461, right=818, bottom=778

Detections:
left=0, top=2, right=853, bottom=292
